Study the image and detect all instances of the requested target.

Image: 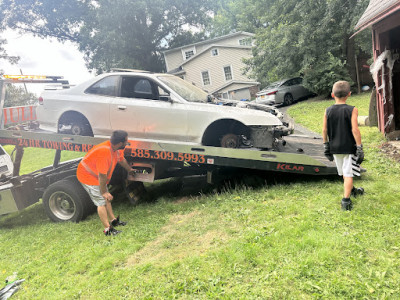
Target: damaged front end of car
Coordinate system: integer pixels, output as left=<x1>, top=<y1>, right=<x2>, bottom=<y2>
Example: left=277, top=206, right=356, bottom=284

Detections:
left=249, top=122, right=294, bottom=149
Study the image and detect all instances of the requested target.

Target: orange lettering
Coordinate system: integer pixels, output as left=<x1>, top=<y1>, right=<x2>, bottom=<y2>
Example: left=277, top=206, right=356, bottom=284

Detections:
left=9, top=108, right=16, bottom=123
left=3, top=109, right=8, bottom=125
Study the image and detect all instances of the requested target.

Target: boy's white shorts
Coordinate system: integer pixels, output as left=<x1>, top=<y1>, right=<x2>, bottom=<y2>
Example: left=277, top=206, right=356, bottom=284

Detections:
left=333, top=154, right=361, bottom=177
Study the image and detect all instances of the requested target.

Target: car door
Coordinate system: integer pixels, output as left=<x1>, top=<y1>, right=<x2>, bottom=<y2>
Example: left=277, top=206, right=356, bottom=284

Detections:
left=278, top=79, right=293, bottom=101
left=83, top=75, right=118, bottom=136
left=292, top=77, right=309, bottom=100
left=109, top=75, right=189, bottom=142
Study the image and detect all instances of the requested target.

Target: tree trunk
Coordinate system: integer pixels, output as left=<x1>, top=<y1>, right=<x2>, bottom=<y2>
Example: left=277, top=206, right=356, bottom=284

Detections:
left=345, top=35, right=357, bottom=86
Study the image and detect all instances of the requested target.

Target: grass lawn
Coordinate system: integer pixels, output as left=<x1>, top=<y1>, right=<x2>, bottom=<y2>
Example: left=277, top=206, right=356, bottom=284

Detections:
left=1, top=92, right=400, bottom=299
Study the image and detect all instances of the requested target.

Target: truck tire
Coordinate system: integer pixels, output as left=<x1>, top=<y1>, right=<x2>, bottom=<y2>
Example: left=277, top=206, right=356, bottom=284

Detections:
left=64, top=176, right=96, bottom=218
left=43, top=179, right=90, bottom=223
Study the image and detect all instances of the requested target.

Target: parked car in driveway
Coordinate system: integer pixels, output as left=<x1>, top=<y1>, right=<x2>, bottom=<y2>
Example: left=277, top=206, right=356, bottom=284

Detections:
left=37, top=71, right=292, bottom=149
left=255, top=77, right=314, bottom=106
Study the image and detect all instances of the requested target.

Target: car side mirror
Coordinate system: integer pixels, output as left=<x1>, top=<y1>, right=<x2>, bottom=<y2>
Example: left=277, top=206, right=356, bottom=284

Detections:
left=159, top=95, right=171, bottom=102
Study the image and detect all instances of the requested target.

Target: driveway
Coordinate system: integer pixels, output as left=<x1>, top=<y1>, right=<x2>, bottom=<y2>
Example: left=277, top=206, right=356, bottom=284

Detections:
left=279, top=106, right=321, bottom=138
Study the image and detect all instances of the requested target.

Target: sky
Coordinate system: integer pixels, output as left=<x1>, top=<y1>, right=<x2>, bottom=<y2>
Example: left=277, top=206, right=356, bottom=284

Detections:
left=1, top=29, right=93, bottom=95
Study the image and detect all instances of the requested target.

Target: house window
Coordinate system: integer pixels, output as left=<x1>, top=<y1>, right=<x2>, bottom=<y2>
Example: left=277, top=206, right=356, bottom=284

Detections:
left=223, top=66, right=232, bottom=81
left=238, top=37, right=252, bottom=46
left=211, top=48, right=218, bottom=56
left=185, top=50, right=195, bottom=60
left=202, top=71, right=210, bottom=86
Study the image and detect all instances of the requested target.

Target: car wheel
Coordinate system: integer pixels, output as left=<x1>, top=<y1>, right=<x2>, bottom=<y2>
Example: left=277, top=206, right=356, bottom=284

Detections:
left=70, top=120, right=93, bottom=136
left=220, top=134, right=240, bottom=148
left=59, top=113, right=94, bottom=136
left=283, top=94, right=294, bottom=106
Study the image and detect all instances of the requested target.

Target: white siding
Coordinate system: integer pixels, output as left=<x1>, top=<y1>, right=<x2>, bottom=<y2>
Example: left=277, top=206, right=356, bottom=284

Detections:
left=164, top=50, right=186, bottom=71
left=218, top=83, right=255, bottom=93
left=164, top=32, right=254, bottom=71
left=182, top=47, right=253, bottom=93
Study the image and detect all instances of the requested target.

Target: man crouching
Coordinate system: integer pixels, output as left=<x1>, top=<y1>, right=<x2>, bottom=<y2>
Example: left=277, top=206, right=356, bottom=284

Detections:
left=77, top=130, right=134, bottom=235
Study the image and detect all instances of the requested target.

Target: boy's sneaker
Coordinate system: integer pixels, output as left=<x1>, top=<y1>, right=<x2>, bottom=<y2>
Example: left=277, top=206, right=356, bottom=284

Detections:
left=111, top=215, right=127, bottom=227
left=341, top=198, right=353, bottom=211
left=104, top=226, right=121, bottom=236
left=351, top=187, right=364, bottom=197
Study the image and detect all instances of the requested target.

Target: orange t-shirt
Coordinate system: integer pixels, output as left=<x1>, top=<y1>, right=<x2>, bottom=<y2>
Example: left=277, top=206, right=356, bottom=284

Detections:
left=77, top=140, right=124, bottom=185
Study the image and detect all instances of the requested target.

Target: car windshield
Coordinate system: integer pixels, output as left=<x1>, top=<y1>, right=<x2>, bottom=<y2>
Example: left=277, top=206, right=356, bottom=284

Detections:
left=157, top=75, right=209, bottom=103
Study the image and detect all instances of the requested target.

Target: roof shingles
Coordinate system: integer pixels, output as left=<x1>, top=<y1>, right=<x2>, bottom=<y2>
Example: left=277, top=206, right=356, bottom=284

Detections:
left=355, top=0, right=400, bottom=30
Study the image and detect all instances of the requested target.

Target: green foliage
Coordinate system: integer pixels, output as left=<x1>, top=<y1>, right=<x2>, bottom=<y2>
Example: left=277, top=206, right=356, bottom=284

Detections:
left=303, top=52, right=353, bottom=96
left=215, top=0, right=372, bottom=95
left=3, top=84, right=37, bottom=107
left=0, top=36, right=19, bottom=71
left=1, top=0, right=219, bottom=73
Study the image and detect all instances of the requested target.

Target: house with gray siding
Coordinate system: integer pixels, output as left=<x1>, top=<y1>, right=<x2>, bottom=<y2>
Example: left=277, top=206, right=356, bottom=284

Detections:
left=163, top=32, right=259, bottom=100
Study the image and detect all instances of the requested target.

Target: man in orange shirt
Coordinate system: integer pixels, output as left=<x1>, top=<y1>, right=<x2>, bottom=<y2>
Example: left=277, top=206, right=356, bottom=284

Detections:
left=77, top=130, right=134, bottom=236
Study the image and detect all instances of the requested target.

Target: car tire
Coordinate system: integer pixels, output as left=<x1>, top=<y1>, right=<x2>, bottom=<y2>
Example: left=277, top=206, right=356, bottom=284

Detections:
left=43, top=179, right=91, bottom=223
left=220, top=133, right=240, bottom=148
left=283, top=94, right=294, bottom=106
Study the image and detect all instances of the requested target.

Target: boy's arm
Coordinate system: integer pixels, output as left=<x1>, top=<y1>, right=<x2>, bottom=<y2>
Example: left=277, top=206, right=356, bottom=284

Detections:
left=351, top=107, right=362, bottom=145
left=322, top=111, right=328, bottom=143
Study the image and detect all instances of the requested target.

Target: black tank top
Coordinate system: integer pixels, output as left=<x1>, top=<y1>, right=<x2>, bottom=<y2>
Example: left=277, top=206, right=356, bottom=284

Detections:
left=326, top=104, right=356, bottom=154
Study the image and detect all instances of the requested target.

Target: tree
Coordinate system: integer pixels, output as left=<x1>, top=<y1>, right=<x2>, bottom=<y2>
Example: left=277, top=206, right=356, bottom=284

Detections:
left=3, top=84, right=37, bottom=107
left=0, top=37, right=20, bottom=74
left=213, top=0, right=372, bottom=95
left=0, top=5, right=19, bottom=73
left=1, top=0, right=218, bottom=73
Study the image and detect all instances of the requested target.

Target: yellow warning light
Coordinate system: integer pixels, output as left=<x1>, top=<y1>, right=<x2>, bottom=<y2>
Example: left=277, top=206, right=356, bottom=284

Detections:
left=3, top=75, right=47, bottom=80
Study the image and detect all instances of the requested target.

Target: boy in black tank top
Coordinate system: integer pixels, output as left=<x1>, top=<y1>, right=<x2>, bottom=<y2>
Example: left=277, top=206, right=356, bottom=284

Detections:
left=322, top=81, right=364, bottom=210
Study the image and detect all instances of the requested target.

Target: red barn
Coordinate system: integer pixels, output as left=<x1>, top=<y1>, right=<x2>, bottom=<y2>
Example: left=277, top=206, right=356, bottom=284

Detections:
left=353, top=0, right=400, bottom=136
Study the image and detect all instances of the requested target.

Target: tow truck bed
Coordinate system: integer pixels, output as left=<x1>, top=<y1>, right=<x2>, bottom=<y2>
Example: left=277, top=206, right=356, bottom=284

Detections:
left=0, top=129, right=336, bottom=176
left=0, top=74, right=336, bottom=222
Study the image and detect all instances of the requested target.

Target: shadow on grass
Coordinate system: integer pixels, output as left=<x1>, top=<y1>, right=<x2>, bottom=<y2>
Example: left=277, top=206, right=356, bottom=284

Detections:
left=0, top=201, right=48, bottom=229
left=126, top=169, right=342, bottom=204
left=0, top=170, right=342, bottom=229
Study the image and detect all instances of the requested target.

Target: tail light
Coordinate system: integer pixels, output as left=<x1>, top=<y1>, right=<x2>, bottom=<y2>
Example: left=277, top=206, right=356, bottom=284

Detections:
left=266, top=90, right=278, bottom=95
left=38, top=96, right=44, bottom=105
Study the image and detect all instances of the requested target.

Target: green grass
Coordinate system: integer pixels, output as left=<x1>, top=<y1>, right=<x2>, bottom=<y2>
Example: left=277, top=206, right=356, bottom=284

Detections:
left=2, top=92, right=400, bottom=299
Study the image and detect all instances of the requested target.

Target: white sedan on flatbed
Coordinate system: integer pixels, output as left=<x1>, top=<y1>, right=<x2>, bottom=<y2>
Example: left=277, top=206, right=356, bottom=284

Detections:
left=37, top=71, right=292, bottom=149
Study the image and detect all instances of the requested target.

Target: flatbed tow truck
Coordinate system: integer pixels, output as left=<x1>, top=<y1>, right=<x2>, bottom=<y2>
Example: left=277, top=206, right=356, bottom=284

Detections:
left=0, top=75, right=337, bottom=223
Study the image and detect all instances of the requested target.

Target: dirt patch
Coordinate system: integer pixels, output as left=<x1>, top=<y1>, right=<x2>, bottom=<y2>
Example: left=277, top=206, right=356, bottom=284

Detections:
left=126, top=211, right=229, bottom=267
left=379, top=142, right=400, bottom=163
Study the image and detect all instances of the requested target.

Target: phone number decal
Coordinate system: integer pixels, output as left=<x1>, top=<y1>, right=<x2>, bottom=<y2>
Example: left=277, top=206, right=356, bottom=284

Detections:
left=125, top=148, right=209, bottom=164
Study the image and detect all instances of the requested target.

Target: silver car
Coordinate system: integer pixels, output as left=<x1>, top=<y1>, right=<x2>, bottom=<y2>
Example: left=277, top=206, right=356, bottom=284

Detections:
left=37, top=71, right=292, bottom=149
left=255, top=77, right=314, bottom=106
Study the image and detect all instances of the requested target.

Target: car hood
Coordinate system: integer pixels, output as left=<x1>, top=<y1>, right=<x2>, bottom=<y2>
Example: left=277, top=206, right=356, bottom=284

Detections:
left=215, top=99, right=283, bottom=119
left=185, top=100, right=283, bottom=126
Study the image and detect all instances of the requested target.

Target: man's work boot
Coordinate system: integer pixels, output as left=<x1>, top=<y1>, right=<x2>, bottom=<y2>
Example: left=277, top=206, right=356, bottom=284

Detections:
left=111, top=215, right=127, bottom=227
left=341, top=198, right=352, bottom=211
left=351, top=187, right=364, bottom=197
left=104, top=225, right=122, bottom=236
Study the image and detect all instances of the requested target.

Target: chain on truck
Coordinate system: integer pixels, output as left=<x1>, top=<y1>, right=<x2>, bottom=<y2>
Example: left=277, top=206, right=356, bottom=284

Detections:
left=0, top=74, right=337, bottom=223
